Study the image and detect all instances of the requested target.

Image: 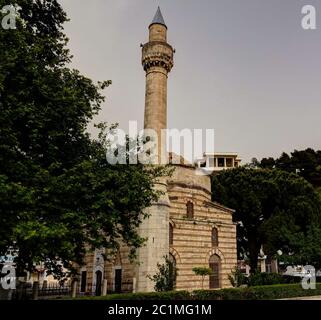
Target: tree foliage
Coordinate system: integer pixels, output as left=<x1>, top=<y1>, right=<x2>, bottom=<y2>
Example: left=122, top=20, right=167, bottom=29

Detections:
left=212, top=167, right=321, bottom=272
left=192, top=267, right=212, bottom=289
left=259, top=148, right=321, bottom=189
left=148, top=256, right=177, bottom=292
left=228, top=267, right=247, bottom=287
left=0, top=0, right=165, bottom=279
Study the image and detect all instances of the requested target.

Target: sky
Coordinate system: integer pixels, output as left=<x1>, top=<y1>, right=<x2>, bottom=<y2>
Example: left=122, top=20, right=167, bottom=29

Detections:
left=58, top=0, right=321, bottom=163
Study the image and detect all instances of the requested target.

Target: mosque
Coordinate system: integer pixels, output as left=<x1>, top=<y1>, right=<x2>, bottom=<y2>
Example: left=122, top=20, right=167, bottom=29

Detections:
left=80, top=7, right=237, bottom=294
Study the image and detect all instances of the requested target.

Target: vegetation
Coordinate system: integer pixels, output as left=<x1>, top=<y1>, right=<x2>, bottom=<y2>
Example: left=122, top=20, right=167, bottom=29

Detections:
left=192, top=267, right=212, bottom=289
left=257, top=148, right=321, bottom=189
left=193, top=283, right=321, bottom=300
left=228, top=267, right=247, bottom=287
left=75, top=290, right=190, bottom=301
left=74, top=283, right=321, bottom=300
left=247, top=272, right=285, bottom=287
left=148, top=256, right=178, bottom=292
left=229, top=270, right=319, bottom=287
left=0, top=0, right=166, bottom=280
left=212, top=167, right=321, bottom=273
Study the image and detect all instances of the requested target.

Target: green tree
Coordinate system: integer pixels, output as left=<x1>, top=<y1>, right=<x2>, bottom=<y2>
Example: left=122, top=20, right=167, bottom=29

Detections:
left=148, top=256, right=177, bottom=292
left=212, top=167, right=321, bottom=273
left=278, top=225, right=321, bottom=270
left=260, top=149, right=321, bottom=189
left=0, top=0, right=165, bottom=279
left=192, top=267, right=212, bottom=289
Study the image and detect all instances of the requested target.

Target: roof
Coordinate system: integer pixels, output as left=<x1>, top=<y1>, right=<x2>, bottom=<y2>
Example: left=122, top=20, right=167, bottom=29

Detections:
left=150, top=6, right=167, bottom=28
left=203, top=152, right=240, bottom=158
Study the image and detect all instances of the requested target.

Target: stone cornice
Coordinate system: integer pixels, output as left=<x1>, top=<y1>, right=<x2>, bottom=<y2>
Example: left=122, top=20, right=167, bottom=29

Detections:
left=203, top=201, right=235, bottom=213
left=167, top=181, right=212, bottom=196
left=170, top=216, right=233, bottom=227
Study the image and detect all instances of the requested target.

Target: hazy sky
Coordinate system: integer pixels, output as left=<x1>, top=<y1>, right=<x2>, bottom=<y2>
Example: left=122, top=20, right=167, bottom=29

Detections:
left=59, top=0, right=321, bottom=163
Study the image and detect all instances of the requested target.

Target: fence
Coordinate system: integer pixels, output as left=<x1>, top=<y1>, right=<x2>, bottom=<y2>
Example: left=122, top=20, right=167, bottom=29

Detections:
left=77, top=282, right=99, bottom=297
left=78, top=280, right=133, bottom=296
left=39, top=283, right=71, bottom=297
left=10, top=282, right=71, bottom=300
left=2, top=279, right=133, bottom=300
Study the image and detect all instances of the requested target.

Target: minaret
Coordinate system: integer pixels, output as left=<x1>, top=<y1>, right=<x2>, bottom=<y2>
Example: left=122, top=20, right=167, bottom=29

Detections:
left=142, top=6, right=174, bottom=162
left=135, top=7, right=173, bottom=292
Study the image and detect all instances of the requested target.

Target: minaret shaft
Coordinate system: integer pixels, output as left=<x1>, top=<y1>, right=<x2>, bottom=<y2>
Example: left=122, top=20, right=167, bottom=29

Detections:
left=144, top=66, right=167, bottom=139
left=142, top=19, right=174, bottom=161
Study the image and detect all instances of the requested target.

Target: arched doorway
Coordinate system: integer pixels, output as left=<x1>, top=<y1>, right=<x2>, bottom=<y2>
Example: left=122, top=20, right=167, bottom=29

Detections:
left=114, top=268, right=122, bottom=293
left=209, top=254, right=221, bottom=289
left=80, top=269, right=87, bottom=293
left=95, top=270, right=102, bottom=296
left=113, top=251, right=122, bottom=294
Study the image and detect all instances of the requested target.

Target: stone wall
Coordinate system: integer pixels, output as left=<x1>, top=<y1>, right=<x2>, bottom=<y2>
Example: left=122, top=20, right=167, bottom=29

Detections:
left=80, top=165, right=237, bottom=293
left=168, top=165, right=237, bottom=290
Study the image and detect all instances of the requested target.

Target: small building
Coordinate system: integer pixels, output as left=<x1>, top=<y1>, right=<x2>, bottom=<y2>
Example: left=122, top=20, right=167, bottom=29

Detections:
left=196, top=152, right=241, bottom=175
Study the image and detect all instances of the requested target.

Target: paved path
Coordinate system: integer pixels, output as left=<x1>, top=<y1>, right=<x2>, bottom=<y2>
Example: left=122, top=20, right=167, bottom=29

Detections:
left=281, top=296, right=321, bottom=300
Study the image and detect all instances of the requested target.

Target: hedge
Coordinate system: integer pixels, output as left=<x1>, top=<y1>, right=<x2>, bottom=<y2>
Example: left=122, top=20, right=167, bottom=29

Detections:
left=76, top=290, right=191, bottom=300
left=192, top=283, right=321, bottom=300
left=245, top=272, right=321, bottom=287
left=247, top=272, right=286, bottom=286
left=75, top=283, right=321, bottom=300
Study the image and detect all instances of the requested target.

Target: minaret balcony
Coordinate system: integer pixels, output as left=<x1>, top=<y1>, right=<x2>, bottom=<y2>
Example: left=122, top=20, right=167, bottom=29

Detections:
left=142, top=42, right=174, bottom=72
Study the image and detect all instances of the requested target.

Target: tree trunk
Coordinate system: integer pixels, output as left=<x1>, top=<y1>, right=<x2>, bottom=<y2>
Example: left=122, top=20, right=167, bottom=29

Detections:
left=248, top=234, right=261, bottom=274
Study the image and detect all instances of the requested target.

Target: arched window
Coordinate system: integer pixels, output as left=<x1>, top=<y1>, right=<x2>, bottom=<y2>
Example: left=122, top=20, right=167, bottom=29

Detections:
left=169, top=223, right=174, bottom=245
left=212, top=227, right=218, bottom=247
left=209, top=254, right=221, bottom=289
left=186, top=201, right=194, bottom=219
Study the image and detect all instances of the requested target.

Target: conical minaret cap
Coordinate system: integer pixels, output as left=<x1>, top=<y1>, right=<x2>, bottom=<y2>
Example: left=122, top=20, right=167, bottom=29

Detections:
left=149, top=6, right=167, bottom=28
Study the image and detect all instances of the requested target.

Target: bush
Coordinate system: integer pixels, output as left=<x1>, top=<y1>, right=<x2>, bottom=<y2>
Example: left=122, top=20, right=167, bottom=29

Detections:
left=76, top=290, right=191, bottom=300
left=282, top=275, right=321, bottom=284
left=245, top=273, right=321, bottom=286
left=74, top=283, right=321, bottom=300
left=147, top=256, right=178, bottom=292
left=192, top=283, right=321, bottom=300
left=228, top=268, right=248, bottom=287
left=247, top=272, right=285, bottom=286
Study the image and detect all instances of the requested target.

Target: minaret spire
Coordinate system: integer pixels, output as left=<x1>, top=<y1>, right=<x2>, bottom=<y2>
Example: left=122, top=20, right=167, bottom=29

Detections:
left=150, top=6, right=167, bottom=28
